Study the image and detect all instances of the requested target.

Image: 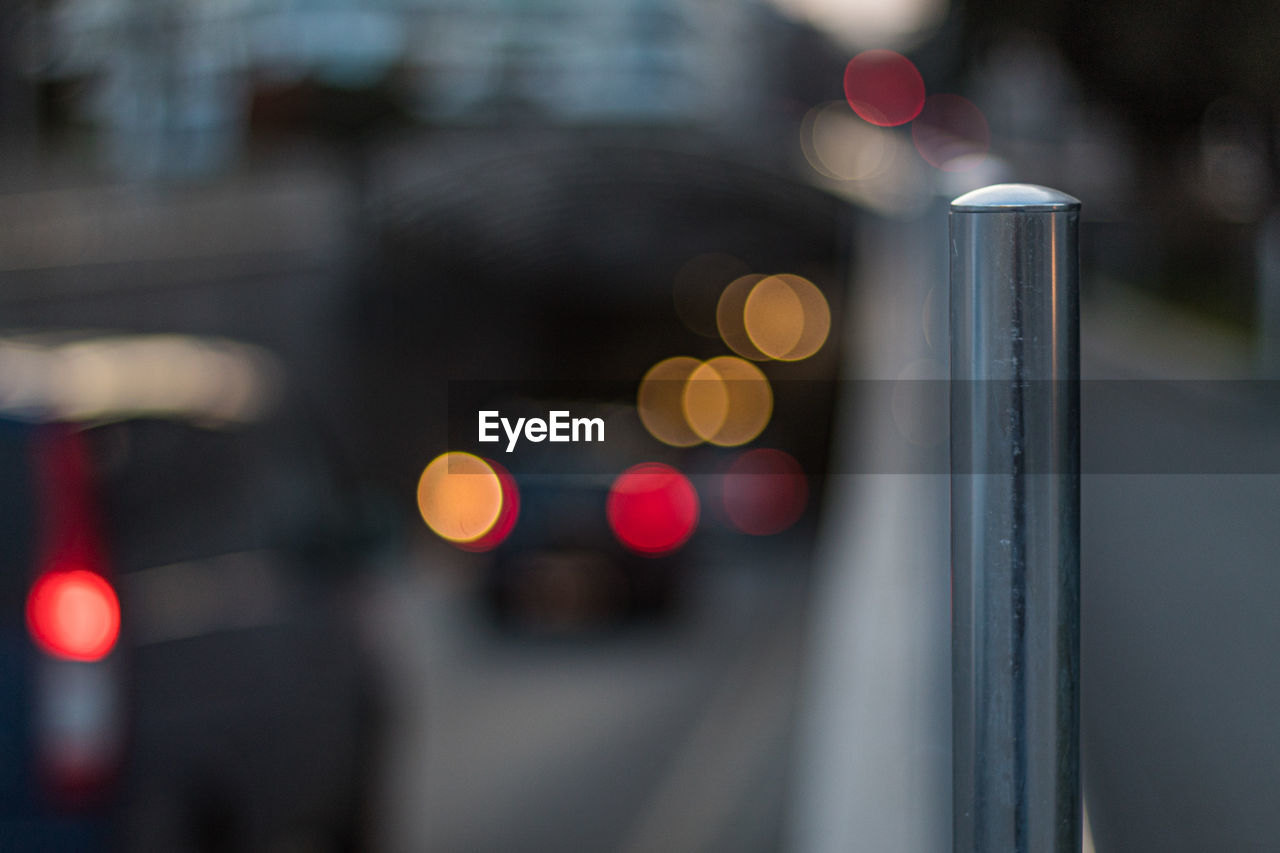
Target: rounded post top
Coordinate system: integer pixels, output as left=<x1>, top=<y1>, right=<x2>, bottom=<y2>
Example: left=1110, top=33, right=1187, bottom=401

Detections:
left=950, top=183, right=1080, bottom=212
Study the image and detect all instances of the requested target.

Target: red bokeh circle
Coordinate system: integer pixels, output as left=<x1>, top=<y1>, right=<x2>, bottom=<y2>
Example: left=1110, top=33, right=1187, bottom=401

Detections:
left=843, top=50, right=926, bottom=127
left=26, top=569, right=120, bottom=662
left=607, top=463, right=699, bottom=556
left=722, top=449, right=808, bottom=536
left=456, top=458, right=520, bottom=552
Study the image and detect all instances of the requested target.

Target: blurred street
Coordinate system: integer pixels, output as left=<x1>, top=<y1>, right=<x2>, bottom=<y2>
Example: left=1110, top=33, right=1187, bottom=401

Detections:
left=365, top=542, right=807, bottom=853
left=1080, top=301, right=1280, bottom=852
left=3, top=0, right=1280, bottom=849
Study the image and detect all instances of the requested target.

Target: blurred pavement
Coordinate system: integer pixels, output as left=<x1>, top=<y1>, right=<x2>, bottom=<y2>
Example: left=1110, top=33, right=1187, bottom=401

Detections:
left=363, top=540, right=809, bottom=853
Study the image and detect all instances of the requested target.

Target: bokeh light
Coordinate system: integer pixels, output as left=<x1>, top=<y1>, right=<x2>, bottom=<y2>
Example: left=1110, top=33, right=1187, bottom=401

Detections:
left=682, top=360, right=731, bottom=443
left=722, top=448, right=808, bottom=536
left=743, top=274, right=831, bottom=361
left=810, top=119, right=932, bottom=218
left=642, top=354, right=779, bottom=448
left=456, top=459, right=520, bottom=552
left=843, top=50, right=925, bottom=127
left=673, top=253, right=751, bottom=338
left=744, top=276, right=804, bottom=358
left=607, top=463, right=699, bottom=556
left=686, top=356, right=773, bottom=447
left=417, top=452, right=504, bottom=544
left=638, top=356, right=706, bottom=447
left=911, top=94, right=990, bottom=171
left=26, top=569, right=120, bottom=662
left=716, top=273, right=770, bottom=360
left=801, top=102, right=892, bottom=182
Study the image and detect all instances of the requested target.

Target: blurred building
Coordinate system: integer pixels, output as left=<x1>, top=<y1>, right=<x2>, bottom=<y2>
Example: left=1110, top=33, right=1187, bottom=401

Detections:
left=31, top=0, right=782, bottom=176
left=397, top=0, right=759, bottom=125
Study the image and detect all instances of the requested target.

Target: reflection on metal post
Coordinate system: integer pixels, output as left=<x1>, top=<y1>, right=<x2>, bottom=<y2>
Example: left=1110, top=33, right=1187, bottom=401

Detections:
left=950, top=184, right=1081, bottom=852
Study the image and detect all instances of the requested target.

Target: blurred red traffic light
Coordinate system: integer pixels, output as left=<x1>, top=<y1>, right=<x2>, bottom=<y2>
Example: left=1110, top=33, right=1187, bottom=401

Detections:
left=456, top=458, right=521, bottom=552
left=843, top=49, right=926, bottom=127
left=722, top=448, right=808, bottom=536
left=607, top=463, right=699, bottom=556
left=27, top=569, right=121, bottom=662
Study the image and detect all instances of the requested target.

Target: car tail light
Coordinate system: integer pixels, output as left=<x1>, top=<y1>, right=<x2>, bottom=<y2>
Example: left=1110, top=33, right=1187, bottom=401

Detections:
left=26, top=426, right=122, bottom=801
left=720, top=448, right=808, bottom=536
left=27, top=426, right=117, bottom=661
left=457, top=458, right=520, bottom=552
left=26, top=570, right=120, bottom=662
left=607, top=463, right=699, bottom=556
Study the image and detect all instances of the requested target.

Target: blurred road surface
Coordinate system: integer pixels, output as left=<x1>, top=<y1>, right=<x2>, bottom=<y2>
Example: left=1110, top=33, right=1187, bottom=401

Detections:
left=363, top=542, right=809, bottom=853
left=1080, top=305, right=1280, bottom=852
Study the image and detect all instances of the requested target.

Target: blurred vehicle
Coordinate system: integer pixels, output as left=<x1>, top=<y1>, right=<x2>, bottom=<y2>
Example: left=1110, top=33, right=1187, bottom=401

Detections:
left=410, top=396, right=695, bottom=630
left=437, top=398, right=813, bottom=632
left=0, top=417, right=115, bottom=851
left=0, top=332, right=388, bottom=851
left=483, top=468, right=690, bottom=632
left=471, top=405, right=695, bottom=631
left=360, top=137, right=847, bottom=634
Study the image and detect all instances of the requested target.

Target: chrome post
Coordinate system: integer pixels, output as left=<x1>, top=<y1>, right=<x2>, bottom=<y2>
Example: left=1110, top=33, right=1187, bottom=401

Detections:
left=950, top=184, right=1081, bottom=853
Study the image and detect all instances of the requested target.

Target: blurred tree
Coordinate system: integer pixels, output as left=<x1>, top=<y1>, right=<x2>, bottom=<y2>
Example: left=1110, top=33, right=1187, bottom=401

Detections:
left=963, top=0, right=1280, bottom=323
left=966, top=0, right=1280, bottom=134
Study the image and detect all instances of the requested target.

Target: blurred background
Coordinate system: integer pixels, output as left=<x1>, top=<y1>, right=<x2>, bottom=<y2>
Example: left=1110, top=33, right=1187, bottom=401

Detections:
left=1, top=0, right=1279, bottom=850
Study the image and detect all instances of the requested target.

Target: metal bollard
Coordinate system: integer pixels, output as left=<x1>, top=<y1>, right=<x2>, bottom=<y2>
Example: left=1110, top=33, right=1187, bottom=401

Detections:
left=950, top=185, right=1081, bottom=852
